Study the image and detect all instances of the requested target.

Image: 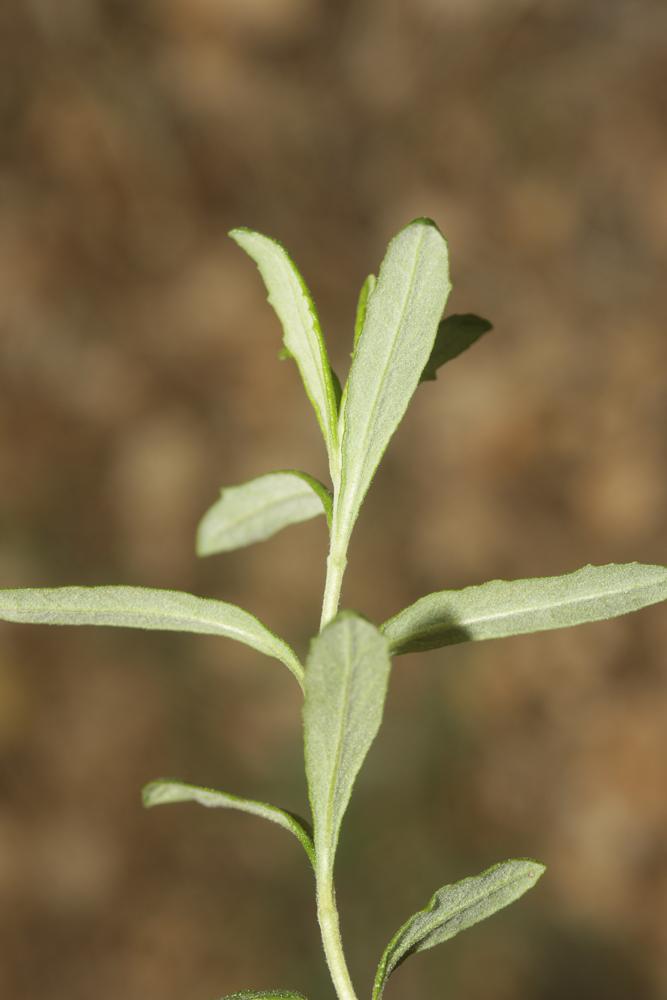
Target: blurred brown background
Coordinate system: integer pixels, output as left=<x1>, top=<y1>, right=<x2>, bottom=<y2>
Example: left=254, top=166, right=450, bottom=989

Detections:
left=1, top=1, right=666, bottom=998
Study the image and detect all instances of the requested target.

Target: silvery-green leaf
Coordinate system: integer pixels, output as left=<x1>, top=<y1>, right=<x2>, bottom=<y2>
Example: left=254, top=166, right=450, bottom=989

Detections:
left=303, top=613, right=391, bottom=873
left=334, top=219, right=451, bottom=550
left=230, top=227, right=339, bottom=478
left=383, top=562, right=667, bottom=655
left=219, top=992, right=308, bottom=999
left=143, top=779, right=315, bottom=867
left=420, top=313, right=492, bottom=382
left=0, top=585, right=303, bottom=686
left=353, top=273, right=376, bottom=349
left=372, top=859, right=545, bottom=1000
left=197, top=470, right=332, bottom=557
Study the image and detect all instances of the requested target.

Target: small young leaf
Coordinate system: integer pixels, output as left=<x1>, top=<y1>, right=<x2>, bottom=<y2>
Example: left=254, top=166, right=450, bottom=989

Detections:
left=353, top=273, right=376, bottom=349
left=335, top=219, right=451, bottom=551
left=372, top=859, right=545, bottom=1000
left=303, top=613, right=391, bottom=873
left=0, top=586, right=304, bottom=686
left=143, top=779, right=315, bottom=867
left=230, top=227, right=340, bottom=479
left=383, top=562, right=667, bottom=655
left=219, top=992, right=308, bottom=999
left=420, top=313, right=493, bottom=382
left=197, top=471, right=332, bottom=557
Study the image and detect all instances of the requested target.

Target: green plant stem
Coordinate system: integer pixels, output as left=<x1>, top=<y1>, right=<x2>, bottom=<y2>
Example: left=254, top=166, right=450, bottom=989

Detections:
left=318, top=511, right=357, bottom=999
left=320, top=542, right=347, bottom=630
left=316, top=867, right=359, bottom=1000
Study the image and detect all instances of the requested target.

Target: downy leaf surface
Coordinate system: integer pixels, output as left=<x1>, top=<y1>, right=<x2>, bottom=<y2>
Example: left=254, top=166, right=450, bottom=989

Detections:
left=197, top=470, right=332, bottom=557
left=303, top=613, right=391, bottom=872
left=383, top=562, right=667, bottom=654
left=143, top=779, right=315, bottom=867
left=335, top=219, right=450, bottom=547
left=0, top=585, right=303, bottom=686
left=230, top=228, right=340, bottom=478
left=420, top=313, right=492, bottom=382
left=372, top=859, right=545, bottom=1000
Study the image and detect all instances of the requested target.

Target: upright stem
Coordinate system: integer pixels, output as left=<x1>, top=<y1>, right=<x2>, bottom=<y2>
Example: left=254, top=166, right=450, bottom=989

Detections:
left=317, top=506, right=358, bottom=999
left=316, top=864, right=359, bottom=1000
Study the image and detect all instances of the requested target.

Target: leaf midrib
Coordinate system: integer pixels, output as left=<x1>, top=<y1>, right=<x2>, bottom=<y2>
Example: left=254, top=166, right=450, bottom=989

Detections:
left=209, top=485, right=319, bottom=537
left=393, top=869, right=535, bottom=959
left=339, top=227, right=427, bottom=522
left=393, top=571, right=666, bottom=641
left=320, top=622, right=355, bottom=867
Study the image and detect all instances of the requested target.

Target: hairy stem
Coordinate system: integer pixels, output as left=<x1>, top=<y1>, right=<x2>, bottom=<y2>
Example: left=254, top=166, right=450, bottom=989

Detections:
left=316, top=868, right=359, bottom=1000
left=320, top=543, right=348, bottom=630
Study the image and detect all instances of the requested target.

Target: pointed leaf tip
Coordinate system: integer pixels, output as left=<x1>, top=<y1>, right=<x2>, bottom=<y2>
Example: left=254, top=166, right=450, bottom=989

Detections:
left=335, top=219, right=451, bottom=545
left=229, top=227, right=339, bottom=480
left=372, top=859, right=545, bottom=999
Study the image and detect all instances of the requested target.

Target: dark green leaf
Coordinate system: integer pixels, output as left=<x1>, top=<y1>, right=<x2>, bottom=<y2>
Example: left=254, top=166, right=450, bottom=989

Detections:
left=420, top=313, right=492, bottom=382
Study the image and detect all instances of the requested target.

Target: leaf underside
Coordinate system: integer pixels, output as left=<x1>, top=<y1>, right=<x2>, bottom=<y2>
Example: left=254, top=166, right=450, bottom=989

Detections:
left=197, top=470, right=331, bottom=556
left=143, top=779, right=315, bottom=866
left=0, top=585, right=304, bottom=686
left=383, top=562, right=667, bottom=654
left=420, top=313, right=493, bottom=382
left=372, top=859, right=545, bottom=1000
left=303, top=613, right=391, bottom=871
left=335, top=219, right=451, bottom=543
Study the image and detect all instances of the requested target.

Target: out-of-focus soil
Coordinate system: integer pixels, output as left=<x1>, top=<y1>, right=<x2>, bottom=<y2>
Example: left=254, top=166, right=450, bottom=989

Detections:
left=1, top=2, right=666, bottom=998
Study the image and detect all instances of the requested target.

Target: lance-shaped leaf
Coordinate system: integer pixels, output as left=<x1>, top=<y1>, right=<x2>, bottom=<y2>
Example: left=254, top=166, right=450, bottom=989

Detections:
left=372, top=859, right=545, bottom=1000
left=0, top=585, right=303, bottom=686
left=303, top=613, right=391, bottom=873
left=335, top=219, right=451, bottom=547
left=420, top=313, right=492, bottom=382
left=197, top=471, right=332, bottom=557
left=143, top=779, right=315, bottom=867
left=219, top=992, right=308, bottom=999
left=230, top=228, right=339, bottom=478
left=383, top=562, right=667, bottom=655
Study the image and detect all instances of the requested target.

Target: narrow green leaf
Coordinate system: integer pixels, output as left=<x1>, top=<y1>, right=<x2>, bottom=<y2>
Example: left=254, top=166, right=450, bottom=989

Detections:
left=372, top=859, right=545, bottom=1000
left=197, top=470, right=332, bottom=557
left=353, top=273, right=376, bottom=349
left=383, top=562, right=667, bottom=655
left=219, top=992, right=308, bottom=999
left=335, top=219, right=451, bottom=547
left=420, top=313, right=493, bottom=382
left=0, top=586, right=304, bottom=687
left=143, top=779, right=315, bottom=867
left=303, top=613, right=391, bottom=872
left=230, top=227, right=339, bottom=478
